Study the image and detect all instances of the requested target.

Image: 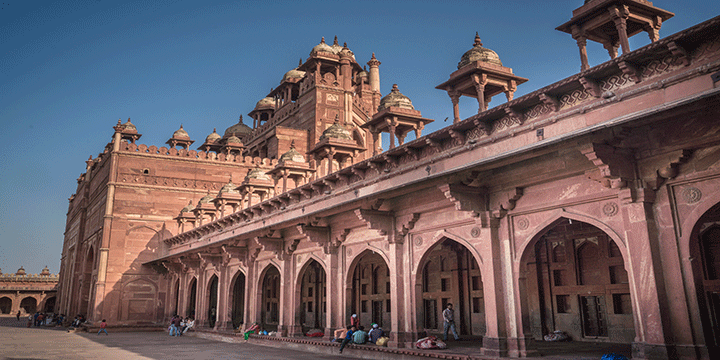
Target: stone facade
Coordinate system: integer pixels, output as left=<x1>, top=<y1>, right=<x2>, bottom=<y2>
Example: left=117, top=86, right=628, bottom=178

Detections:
left=57, top=6, right=720, bottom=360
left=0, top=267, right=58, bottom=315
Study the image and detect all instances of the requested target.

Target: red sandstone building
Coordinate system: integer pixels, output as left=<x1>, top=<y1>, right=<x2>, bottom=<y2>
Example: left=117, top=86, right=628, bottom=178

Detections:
left=0, top=267, right=58, bottom=315
left=58, top=2, right=720, bottom=359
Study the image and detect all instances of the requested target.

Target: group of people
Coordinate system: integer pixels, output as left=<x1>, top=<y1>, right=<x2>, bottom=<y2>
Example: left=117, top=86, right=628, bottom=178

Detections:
left=168, top=314, right=195, bottom=336
left=333, top=314, right=388, bottom=354
left=19, top=311, right=68, bottom=328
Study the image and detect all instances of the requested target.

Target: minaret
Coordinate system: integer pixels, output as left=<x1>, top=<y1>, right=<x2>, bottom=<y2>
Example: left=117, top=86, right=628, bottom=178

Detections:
left=367, top=53, right=381, bottom=110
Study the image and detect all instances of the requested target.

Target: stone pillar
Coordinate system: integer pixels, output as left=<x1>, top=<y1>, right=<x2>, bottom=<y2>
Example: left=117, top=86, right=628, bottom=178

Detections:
left=472, top=75, right=487, bottom=114
left=277, top=259, right=294, bottom=337
left=367, top=53, right=381, bottom=94
left=387, top=240, right=410, bottom=347
left=610, top=6, right=631, bottom=55
left=576, top=36, right=590, bottom=71
left=216, top=265, right=230, bottom=331
left=448, top=90, right=461, bottom=123
left=370, top=130, right=381, bottom=156
left=388, top=117, right=397, bottom=149
left=325, top=248, right=341, bottom=339
left=620, top=188, right=675, bottom=360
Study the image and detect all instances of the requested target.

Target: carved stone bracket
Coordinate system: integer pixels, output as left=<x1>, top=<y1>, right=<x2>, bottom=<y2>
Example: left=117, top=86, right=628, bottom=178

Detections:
left=355, top=208, right=399, bottom=243
left=579, top=77, right=601, bottom=98
left=438, top=183, right=488, bottom=217
left=580, top=143, right=635, bottom=189
left=504, top=107, right=525, bottom=124
left=618, top=61, right=641, bottom=83
left=221, top=244, right=248, bottom=267
left=667, top=41, right=689, bottom=66
left=539, top=93, right=560, bottom=112
left=395, top=213, right=421, bottom=243
left=491, top=187, right=524, bottom=219
left=649, top=149, right=693, bottom=189
left=254, top=236, right=285, bottom=261
left=297, top=224, right=337, bottom=254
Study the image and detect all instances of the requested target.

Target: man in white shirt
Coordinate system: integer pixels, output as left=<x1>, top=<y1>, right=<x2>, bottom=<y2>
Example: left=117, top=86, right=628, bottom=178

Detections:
left=442, top=303, right=459, bottom=341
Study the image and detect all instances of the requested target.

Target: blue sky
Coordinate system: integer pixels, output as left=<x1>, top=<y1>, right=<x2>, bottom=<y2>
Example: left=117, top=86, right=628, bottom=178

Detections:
left=0, top=0, right=717, bottom=275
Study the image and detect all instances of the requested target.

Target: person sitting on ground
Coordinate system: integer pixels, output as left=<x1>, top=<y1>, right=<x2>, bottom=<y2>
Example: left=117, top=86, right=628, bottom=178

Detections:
left=339, top=325, right=355, bottom=354
left=169, top=315, right=178, bottom=336
left=179, top=317, right=187, bottom=335
left=243, top=322, right=260, bottom=340
left=173, top=315, right=182, bottom=336
left=183, top=318, right=195, bottom=334
left=333, top=326, right=348, bottom=342
left=368, top=323, right=384, bottom=344
left=353, top=325, right=368, bottom=345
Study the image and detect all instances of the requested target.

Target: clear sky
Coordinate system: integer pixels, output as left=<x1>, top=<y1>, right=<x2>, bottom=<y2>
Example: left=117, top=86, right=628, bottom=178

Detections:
left=0, top=0, right=717, bottom=276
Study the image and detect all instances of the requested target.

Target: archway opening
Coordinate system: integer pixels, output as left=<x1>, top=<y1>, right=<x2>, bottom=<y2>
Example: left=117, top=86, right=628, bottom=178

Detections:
left=690, top=201, right=720, bottom=354
left=43, top=296, right=56, bottom=313
left=349, top=250, right=390, bottom=330
left=231, top=271, right=245, bottom=330
left=0, top=296, right=11, bottom=314
left=79, top=248, right=94, bottom=317
left=520, top=218, right=634, bottom=344
left=417, top=238, right=484, bottom=338
left=187, top=277, right=197, bottom=319
left=207, top=275, right=218, bottom=328
left=20, top=297, right=37, bottom=314
left=298, top=259, right=326, bottom=332
left=260, top=265, right=280, bottom=332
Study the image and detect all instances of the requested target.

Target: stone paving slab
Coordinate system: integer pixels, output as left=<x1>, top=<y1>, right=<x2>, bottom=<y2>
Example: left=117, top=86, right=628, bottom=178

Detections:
left=0, top=316, right=361, bottom=360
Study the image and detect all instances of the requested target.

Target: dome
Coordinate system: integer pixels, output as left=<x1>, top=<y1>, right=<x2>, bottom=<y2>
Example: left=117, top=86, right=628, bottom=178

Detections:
left=224, top=116, right=252, bottom=137
left=457, top=33, right=503, bottom=69
left=181, top=201, right=195, bottom=213
left=255, top=97, right=275, bottom=110
left=279, top=142, right=305, bottom=163
left=378, top=84, right=414, bottom=111
left=246, top=166, right=270, bottom=181
left=205, top=128, right=221, bottom=144
left=123, top=118, right=137, bottom=131
left=330, top=36, right=342, bottom=54
left=356, top=66, right=369, bottom=79
left=319, top=116, right=352, bottom=141
left=41, top=266, right=50, bottom=276
left=218, top=181, right=239, bottom=194
left=226, top=135, right=242, bottom=144
left=198, top=192, right=214, bottom=205
left=282, top=68, right=306, bottom=82
left=172, top=125, right=190, bottom=139
left=16, top=266, right=25, bottom=276
left=311, top=37, right=334, bottom=55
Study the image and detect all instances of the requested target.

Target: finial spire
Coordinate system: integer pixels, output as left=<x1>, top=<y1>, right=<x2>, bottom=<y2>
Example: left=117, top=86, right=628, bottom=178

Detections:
left=371, top=52, right=376, bottom=59
left=333, top=35, right=339, bottom=45
left=320, top=36, right=325, bottom=44
left=334, top=114, right=340, bottom=124
left=391, top=84, right=399, bottom=92
left=239, top=115, right=243, bottom=122
left=474, top=32, right=482, bottom=46
left=298, top=58, right=302, bottom=67
left=290, top=140, right=296, bottom=149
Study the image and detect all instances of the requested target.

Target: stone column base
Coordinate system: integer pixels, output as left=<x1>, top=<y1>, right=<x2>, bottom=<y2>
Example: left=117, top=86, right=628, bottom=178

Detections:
left=287, top=324, right=304, bottom=337
left=482, top=336, right=537, bottom=358
left=633, top=342, right=682, bottom=360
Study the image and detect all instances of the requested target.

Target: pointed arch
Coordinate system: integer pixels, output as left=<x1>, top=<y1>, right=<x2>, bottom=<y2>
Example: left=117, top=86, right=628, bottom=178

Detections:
left=207, top=274, right=219, bottom=328
left=230, top=268, right=246, bottom=330
left=346, top=248, right=392, bottom=330
left=416, top=230, right=484, bottom=275
left=296, top=257, right=327, bottom=332
left=257, top=263, right=281, bottom=332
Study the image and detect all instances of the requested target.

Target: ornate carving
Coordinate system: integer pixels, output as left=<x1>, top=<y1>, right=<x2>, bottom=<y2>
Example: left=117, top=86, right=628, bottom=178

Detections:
left=438, top=183, right=488, bottom=217
left=682, top=187, right=702, bottom=204
left=602, top=202, right=619, bottom=217
left=470, top=227, right=481, bottom=238
left=539, top=93, right=560, bottom=112
left=618, top=61, right=641, bottom=83
left=580, top=143, right=634, bottom=189
left=415, top=236, right=423, bottom=247
left=516, top=217, right=529, bottom=230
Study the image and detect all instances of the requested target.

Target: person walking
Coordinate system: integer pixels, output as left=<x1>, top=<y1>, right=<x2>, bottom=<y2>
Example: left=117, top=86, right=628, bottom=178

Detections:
left=16, top=310, right=21, bottom=321
left=442, top=303, right=460, bottom=341
left=97, top=319, right=108, bottom=335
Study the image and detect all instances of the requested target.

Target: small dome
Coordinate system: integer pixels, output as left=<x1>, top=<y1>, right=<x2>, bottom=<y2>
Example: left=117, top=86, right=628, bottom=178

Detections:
left=279, top=141, right=305, bottom=163
left=330, top=36, right=343, bottom=54
left=16, top=266, right=25, bottom=276
left=172, top=125, right=190, bottom=140
left=255, top=97, right=275, bottom=110
left=224, top=116, right=252, bottom=137
left=457, top=33, right=503, bottom=69
left=41, top=266, right=50, bottom=276
left=311, top=37, right=335, bottom=55
left=198, top=192, right=214, bottom=205
left=218, top=180, right=239, bottom=194
left=319, top=116, right=352, bottom=141
left=123, top=118, right=137, bottom=131
left=378, top=84, right=414, bottom=111
left=226, top=135, right=242, bottom=144
left=246, top=166, right=270, bottom=181
left=205, top=128, right=221, bottom=144
left=181, top=201, right=195, bottom=213
left=356, top=66, right=369, bottom=79
left=282, top=68, right=306, bottom=82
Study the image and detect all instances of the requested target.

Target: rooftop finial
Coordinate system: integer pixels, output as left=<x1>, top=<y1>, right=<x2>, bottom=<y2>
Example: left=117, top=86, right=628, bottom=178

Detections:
left=334, top=114, right=340, bottom=124
left=474, top=32, right=482, bottom=47
left=320, top=36, right=325, bottom=44
left=239, top=115, right=243, bottom=122
left=333, top=35, right=339, bottom=46
left=298, top=58, right=302, bottom=67
left=391, top=84, right=399, bottom=92
left=371, top=52, right=376, bottom=60
left=117, top=119, right=122, bottom=125
left=290, top=140, right=296, bottom=149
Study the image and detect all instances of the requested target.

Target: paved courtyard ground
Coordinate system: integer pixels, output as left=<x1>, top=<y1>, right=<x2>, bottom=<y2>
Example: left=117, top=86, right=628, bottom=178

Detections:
left=0, top=316, right=360, bottom=360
